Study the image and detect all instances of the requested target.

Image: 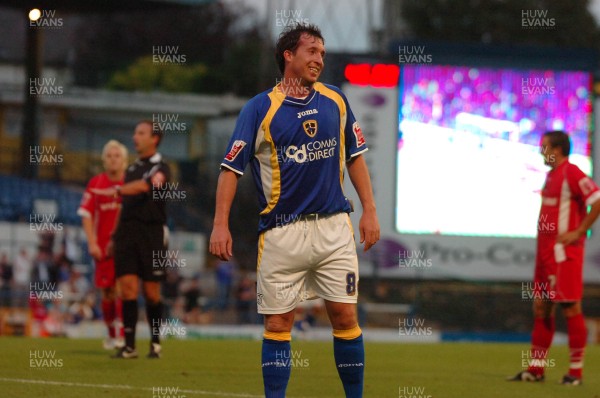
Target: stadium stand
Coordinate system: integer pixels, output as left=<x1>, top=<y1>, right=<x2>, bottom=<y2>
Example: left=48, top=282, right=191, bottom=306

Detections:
left=0, top=174, right=82, bottom=224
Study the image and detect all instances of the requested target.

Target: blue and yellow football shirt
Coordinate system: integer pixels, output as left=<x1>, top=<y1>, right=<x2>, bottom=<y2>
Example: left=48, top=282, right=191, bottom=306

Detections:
left=221, top=82, right=368, bottom=232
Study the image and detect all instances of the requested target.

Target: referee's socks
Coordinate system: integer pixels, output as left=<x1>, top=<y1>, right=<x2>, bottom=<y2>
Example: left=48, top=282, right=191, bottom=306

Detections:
left=122, top=300, right=138, bottom=349
left=146, top=301, right=163, bottom=345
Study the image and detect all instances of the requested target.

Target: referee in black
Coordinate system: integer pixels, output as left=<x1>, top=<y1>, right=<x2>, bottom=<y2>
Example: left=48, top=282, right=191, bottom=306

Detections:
left=92, top=120, right=170, bottom=359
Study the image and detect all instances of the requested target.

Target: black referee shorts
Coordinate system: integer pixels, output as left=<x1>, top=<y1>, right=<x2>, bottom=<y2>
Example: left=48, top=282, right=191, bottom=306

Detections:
left=114, top=221, right=168, bottom=282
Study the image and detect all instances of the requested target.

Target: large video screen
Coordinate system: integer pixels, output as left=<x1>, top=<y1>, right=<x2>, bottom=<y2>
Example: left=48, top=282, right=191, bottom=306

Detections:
left=396, top=65, right=592, bottom=237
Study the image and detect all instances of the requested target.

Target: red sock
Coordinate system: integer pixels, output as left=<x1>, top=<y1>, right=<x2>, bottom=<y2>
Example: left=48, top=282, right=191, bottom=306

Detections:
left=115, top=298, right=124, bottom=338
left=527, top=317, right=555, bottom=376
left=102, top=299, right=116, bottom=338
left=566, top=314, right=586, bottom=379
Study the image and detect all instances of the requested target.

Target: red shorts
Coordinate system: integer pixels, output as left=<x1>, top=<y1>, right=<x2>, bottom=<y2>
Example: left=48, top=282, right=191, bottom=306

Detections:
left=95, top=258, right=116, bottom=289
left=534, top=240, right=584, bottom=302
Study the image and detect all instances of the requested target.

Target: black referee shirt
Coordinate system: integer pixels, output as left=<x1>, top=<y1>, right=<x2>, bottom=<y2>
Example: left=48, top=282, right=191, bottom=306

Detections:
left=120, top=152, right=171, bottom=224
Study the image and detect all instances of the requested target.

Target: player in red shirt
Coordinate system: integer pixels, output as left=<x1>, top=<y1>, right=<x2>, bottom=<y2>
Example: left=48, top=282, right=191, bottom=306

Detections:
left=78, top=140, right=128, bottom=350
left=509, top=131, right=600, bottom=385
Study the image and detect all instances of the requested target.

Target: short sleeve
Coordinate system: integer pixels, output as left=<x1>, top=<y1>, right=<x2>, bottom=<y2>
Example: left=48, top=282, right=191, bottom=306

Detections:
left=341, top=92, right=368, bottom=161
left=220, top=100, right=261, bottom=175
left=567, top=164, right=600, bottom=206
left=146, top=162, right=171, bottom=189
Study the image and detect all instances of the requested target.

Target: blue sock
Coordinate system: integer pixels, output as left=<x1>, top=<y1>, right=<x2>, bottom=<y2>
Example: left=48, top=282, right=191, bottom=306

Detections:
left=334, top=334, right=365, bottom=398
left=262, top=338, right=292, bottom=398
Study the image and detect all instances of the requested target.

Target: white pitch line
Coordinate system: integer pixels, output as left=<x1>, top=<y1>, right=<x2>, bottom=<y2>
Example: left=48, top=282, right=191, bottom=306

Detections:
left=0, top=377, right=264, bottom=397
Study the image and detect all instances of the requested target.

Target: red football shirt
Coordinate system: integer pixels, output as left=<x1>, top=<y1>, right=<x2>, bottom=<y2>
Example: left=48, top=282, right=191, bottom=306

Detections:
left=538, top=160, right=600, bottom=243
left=77, top=173, right=123, bottom=251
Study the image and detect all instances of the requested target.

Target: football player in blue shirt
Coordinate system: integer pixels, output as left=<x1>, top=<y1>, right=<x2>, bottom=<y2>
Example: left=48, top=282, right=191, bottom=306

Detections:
left=210, top=23, right=379, bottom=398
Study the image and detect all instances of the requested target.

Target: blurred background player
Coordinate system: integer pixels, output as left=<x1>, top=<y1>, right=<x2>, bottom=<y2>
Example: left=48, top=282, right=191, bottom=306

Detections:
left=509, top=130, right=600, bottom=385
left=210, top=23, right=380, bottom=397
left=78, top=139, right=128, bottom=350
left=92, top=121, right=171, bottom=359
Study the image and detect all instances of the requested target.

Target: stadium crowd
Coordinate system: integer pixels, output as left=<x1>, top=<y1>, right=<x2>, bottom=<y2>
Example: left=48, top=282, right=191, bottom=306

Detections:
left=0, top=230, right=261, bottom=337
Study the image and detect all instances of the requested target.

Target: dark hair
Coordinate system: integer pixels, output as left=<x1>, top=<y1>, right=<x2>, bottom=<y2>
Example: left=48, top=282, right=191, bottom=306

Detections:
left=275, top=23, right=324, bottom=74
left=543, top=130, right=570, bottom=156
left=139, top=120, right=163, bottom=148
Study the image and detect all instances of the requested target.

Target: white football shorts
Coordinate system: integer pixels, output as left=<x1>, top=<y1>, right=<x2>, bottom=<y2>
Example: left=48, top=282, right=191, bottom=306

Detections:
left=256, top=212, right=359, bottom=314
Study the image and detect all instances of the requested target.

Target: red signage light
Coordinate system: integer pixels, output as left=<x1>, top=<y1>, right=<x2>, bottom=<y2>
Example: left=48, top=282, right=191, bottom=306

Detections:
left=344, top=63, right=399, bottom=87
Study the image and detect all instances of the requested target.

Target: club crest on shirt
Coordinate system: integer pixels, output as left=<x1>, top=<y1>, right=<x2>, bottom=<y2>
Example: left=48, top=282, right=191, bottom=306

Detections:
left=225, top=140, right=246, bottom=162
left=352, top=121, right=366, bottom=147
left=302, top=120, right=318, bottom=137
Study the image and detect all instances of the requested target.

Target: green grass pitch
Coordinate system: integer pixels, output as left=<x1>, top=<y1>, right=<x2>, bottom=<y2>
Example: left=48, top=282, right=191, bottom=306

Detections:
left=0, top=337, right=598, bottom=397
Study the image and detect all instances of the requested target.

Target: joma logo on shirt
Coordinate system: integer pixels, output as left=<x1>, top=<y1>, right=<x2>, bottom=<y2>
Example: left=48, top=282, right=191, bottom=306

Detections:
left=297, top=109, right=318, bottom=119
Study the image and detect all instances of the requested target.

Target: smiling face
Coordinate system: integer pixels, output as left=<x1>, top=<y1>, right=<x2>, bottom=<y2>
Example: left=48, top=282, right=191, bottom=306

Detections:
left=284, top=33, right=325, bottom=87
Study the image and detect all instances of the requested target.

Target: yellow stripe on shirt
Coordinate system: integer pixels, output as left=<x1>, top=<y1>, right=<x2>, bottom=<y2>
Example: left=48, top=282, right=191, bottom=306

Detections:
left=313, top=83, right=347, bottom=188
left=259, top=89, right=285, bottom=215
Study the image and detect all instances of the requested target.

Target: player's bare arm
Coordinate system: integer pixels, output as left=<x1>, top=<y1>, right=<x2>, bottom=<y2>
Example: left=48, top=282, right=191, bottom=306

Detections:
left=557, top=199, right=600, bottom=245
left=210, top=169, right=240, bottom=261
left=81, top=215, right=102, bottom=261
left=347, top=154, right=380, bottom=251
left=91, top=179, right=151, bottom=197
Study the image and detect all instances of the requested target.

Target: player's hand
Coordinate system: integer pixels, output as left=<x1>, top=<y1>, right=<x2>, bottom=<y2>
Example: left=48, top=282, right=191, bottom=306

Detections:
left=210, top=225, right=233, bottom=260
left=359, top=210, right=380, bottom=252
left=88, top=242, right=103, bottom=261
left=557, top=229, right=583, bottom=246
left=105, top=239, right=114, bottom=258
left=91, top=187, right=117, bottom=197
